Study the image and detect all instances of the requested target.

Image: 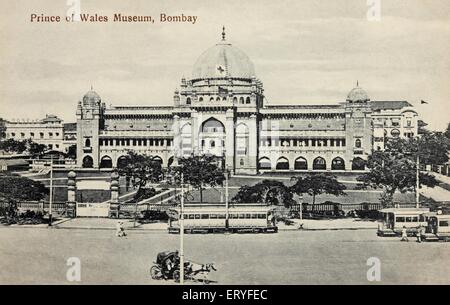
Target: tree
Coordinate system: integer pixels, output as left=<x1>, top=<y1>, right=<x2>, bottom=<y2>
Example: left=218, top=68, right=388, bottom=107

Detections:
left=445, top=122, right=450, bottom=140
left=232, top=179, right=295, bottom=208
left=0, top=174, right=49, bottom=202
left=117, top=151, right=164, bottom=200
left=290, top=173, right=347, bottom=210
left=357, top=133, right=447, bottom=207
left=0, top=118, right=5, bottom=139
left=0, top=139, right=27, bottom=153
left=175, top=154, right=225, bottom=203
left=27, top=139, right=47, bottom=156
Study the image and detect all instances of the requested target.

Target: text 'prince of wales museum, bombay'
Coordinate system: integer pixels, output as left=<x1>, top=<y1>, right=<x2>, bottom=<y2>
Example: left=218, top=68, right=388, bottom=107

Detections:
left=75, top=30, right=419, bottom=174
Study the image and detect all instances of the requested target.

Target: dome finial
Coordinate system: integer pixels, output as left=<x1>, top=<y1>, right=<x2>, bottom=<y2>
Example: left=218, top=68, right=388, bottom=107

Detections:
left=222, top=26, right=226, bottom=41
left=91, top=84, right=93, bottom=91
left=356, top=80, right=359, bottom=87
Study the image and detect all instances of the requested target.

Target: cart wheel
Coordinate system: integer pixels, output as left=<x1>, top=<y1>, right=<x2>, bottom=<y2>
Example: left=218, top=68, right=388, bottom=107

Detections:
left=173, top=270, right=180, bottom=282
left=150, top=265, right=162, bottom=280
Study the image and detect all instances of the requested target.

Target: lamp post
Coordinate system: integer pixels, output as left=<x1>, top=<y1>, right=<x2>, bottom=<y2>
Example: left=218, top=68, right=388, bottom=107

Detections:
left=179, top=172, right=184, bottom=285
left=225, top=166, right=230, bottom=230
left=48, top=156, right=53, bottom=227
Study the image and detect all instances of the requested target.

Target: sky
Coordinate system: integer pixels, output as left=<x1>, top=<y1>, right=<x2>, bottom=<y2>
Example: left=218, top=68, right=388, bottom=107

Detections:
left=0, top=0, right=449, bottom=131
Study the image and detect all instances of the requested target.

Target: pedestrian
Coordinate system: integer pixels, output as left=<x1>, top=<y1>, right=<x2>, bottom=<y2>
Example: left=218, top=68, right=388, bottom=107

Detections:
left=416, top=227, right=422, bottom=243
left=400, top=226, right=408, bottom=242
left=116, top=220, right=127, bottom=237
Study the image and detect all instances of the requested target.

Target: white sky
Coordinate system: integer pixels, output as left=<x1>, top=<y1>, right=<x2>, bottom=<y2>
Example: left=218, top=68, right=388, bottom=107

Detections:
left=0, top=0, right=449, bottom=130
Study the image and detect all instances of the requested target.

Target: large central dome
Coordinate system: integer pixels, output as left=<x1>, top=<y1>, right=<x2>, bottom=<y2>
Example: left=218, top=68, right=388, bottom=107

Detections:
left=192, top=38, right=256, bottom=80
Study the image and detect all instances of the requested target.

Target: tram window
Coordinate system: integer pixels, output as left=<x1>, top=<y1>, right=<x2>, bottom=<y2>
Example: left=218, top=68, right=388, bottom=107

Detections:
left=411, top=216, right=418, bottom=222
left=218, top=214, right=226, bottom=219
left=245, top=214, right=251, bottom=218
left=405, top=217, right=412, bottom=222
left=258, top=214, right=266, bottom=219
left=210, top=214, right=218, bottom=219
left=251, top=214, right=258, bottom=219
left=229, top=214, right=238, bottom=219
left=188, top=214, right=195, bottom=219
left=439, top=221, right=449, bottom=227
left=238, top=214, right=245, bottom=219
left=396, top=217, right=406, bottom=223
left=420, top=215, right=425, bottom=222
left=201, top=214, right=209, bottom=219
left=194, top=214, right=200, bottom=219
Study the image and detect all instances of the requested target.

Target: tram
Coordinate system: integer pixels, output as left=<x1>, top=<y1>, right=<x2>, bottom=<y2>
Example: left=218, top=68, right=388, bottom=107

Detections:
left=377, top=207, right=430, bottom=237
left=167, top=204, right=278, bottom=234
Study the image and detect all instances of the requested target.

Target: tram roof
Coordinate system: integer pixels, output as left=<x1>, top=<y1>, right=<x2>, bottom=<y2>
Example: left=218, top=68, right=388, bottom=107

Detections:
left=380, top=208, right=430, bottom=215
left=169, top=204, right=275, bottom=213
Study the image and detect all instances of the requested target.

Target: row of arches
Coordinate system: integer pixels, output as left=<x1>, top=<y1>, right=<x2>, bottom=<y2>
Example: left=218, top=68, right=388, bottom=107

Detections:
left=194, top=96, right=251, bottom=104
left=81, top=155, right=172, bottom=169
left=258, top=156, right=366, bottom=171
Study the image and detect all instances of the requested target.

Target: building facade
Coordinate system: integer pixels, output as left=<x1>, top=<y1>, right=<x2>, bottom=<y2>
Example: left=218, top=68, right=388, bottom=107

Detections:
left=76, top=32, right=419, bottom=174
left=4, top=115, right=65, bottom=151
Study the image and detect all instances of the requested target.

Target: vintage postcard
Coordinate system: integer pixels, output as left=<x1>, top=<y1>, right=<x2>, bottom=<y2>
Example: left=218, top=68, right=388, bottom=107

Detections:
left=0, top=0, right=449, bottom=292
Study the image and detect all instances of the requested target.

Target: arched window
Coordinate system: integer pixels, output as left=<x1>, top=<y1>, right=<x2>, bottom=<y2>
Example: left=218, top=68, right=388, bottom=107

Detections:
left=352, top=157, right=366, bottom=171
left=391, top=129, right=400, bottom=137
left=331, top=157, right=345, bottom=170
left=82, top=156, right=93, bottom=168
left=199, top=97, right=204, bottom=102
left=210, top=97, right=214, bottom=102
left=240, top=159, right=244, bottom=166
left=276, top=157, right=289, bottom=170
left=313, top=157, right=326, bottom=170
left=85, top=138, right=91, bottom=147
left=233, top=97, right=238, bottom=103
left=246, top=97, right=251, bottom=104
left=216, top=97, right=221, bottom=102
left=186, top=97, right=191, bottom=105
left=210, top=140, right=215, bottom=148
left=355, top=139, right=362, bottom=148
left=202, top=118, right=225, bottom=133
left=222, top=97, right=227, bottom=101
left=239, top=97, right=244, bottom=104
left=117, top=156, right=129, bottom=169
left=100, top=156, right=112, bottom=168
left=294, top=157, right=308, bottom=170
left=258, top=157, right=271, bottom=170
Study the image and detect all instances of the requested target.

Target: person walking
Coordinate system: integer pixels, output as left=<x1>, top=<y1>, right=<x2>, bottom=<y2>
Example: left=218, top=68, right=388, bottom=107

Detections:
left=401, top=226, right=409, bottom=242
left=116, top=220, right=127, bottom=237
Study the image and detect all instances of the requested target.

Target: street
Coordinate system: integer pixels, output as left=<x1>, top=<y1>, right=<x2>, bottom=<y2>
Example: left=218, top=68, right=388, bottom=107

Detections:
left=1, top=227, right=449, bottom=285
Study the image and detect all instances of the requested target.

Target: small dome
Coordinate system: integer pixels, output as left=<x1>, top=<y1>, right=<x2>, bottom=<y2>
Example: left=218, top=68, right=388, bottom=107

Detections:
left=82, top=90, right=101, bottom=106
left=347, top=85, right=370, bottom=103
left=110, top=180, right=119, bottom=187
left=67, top=171, right=77, bottom=179
left=192, top=41, right=255, bottom=80
left=111, top=171, right=120, bottom=180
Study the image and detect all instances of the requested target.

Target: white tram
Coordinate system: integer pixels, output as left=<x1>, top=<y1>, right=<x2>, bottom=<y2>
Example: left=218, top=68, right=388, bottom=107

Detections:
left=167, top=204, right=278, bottom=234
left=377, top=208, right=430, bottom=237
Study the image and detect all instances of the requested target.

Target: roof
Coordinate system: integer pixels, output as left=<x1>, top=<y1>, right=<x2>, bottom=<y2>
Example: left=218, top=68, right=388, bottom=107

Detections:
left=42, top=114, right=62, bottom=123
left=192, top=41, right=256, bottom=80
left=169, top=204, right=275, bottom=213
left=371, top=101, right=412, bottom=111
left=380, top=208, right=430, bottom=215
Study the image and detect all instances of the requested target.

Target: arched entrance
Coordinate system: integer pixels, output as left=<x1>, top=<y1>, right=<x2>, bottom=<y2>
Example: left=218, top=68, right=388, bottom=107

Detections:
left=294, top=157, right=308, bottom=170
left=313, top=157, right=326, bottom=170
left=200, top=118, right=225, bottom=157
left=352, top=157, right=366, bottom=170
left=276, top=157, right=289, bottom=170
left=99, top=156, right=113, bottom=168
left=82, top=155, right=93, bottom=168
left=331, top=157, right=345, bottom=170
left=258, top=157, right=271, bottom=170
left=117, top=156, right=129, bottom=169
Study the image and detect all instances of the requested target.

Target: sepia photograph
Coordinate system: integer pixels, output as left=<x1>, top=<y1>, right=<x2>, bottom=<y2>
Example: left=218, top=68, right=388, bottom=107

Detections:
left=0, top=0, right=449, bottom=291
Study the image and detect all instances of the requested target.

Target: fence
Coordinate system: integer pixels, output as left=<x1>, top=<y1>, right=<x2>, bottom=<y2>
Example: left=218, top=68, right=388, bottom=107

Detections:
left=0, top=201, right=67, bottom=214
left=290, top=202, right=417, bottom=213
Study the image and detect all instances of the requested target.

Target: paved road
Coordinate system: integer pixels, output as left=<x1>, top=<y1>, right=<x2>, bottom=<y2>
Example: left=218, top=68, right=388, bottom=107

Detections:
left=0, top=228, right=449, bottom=285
